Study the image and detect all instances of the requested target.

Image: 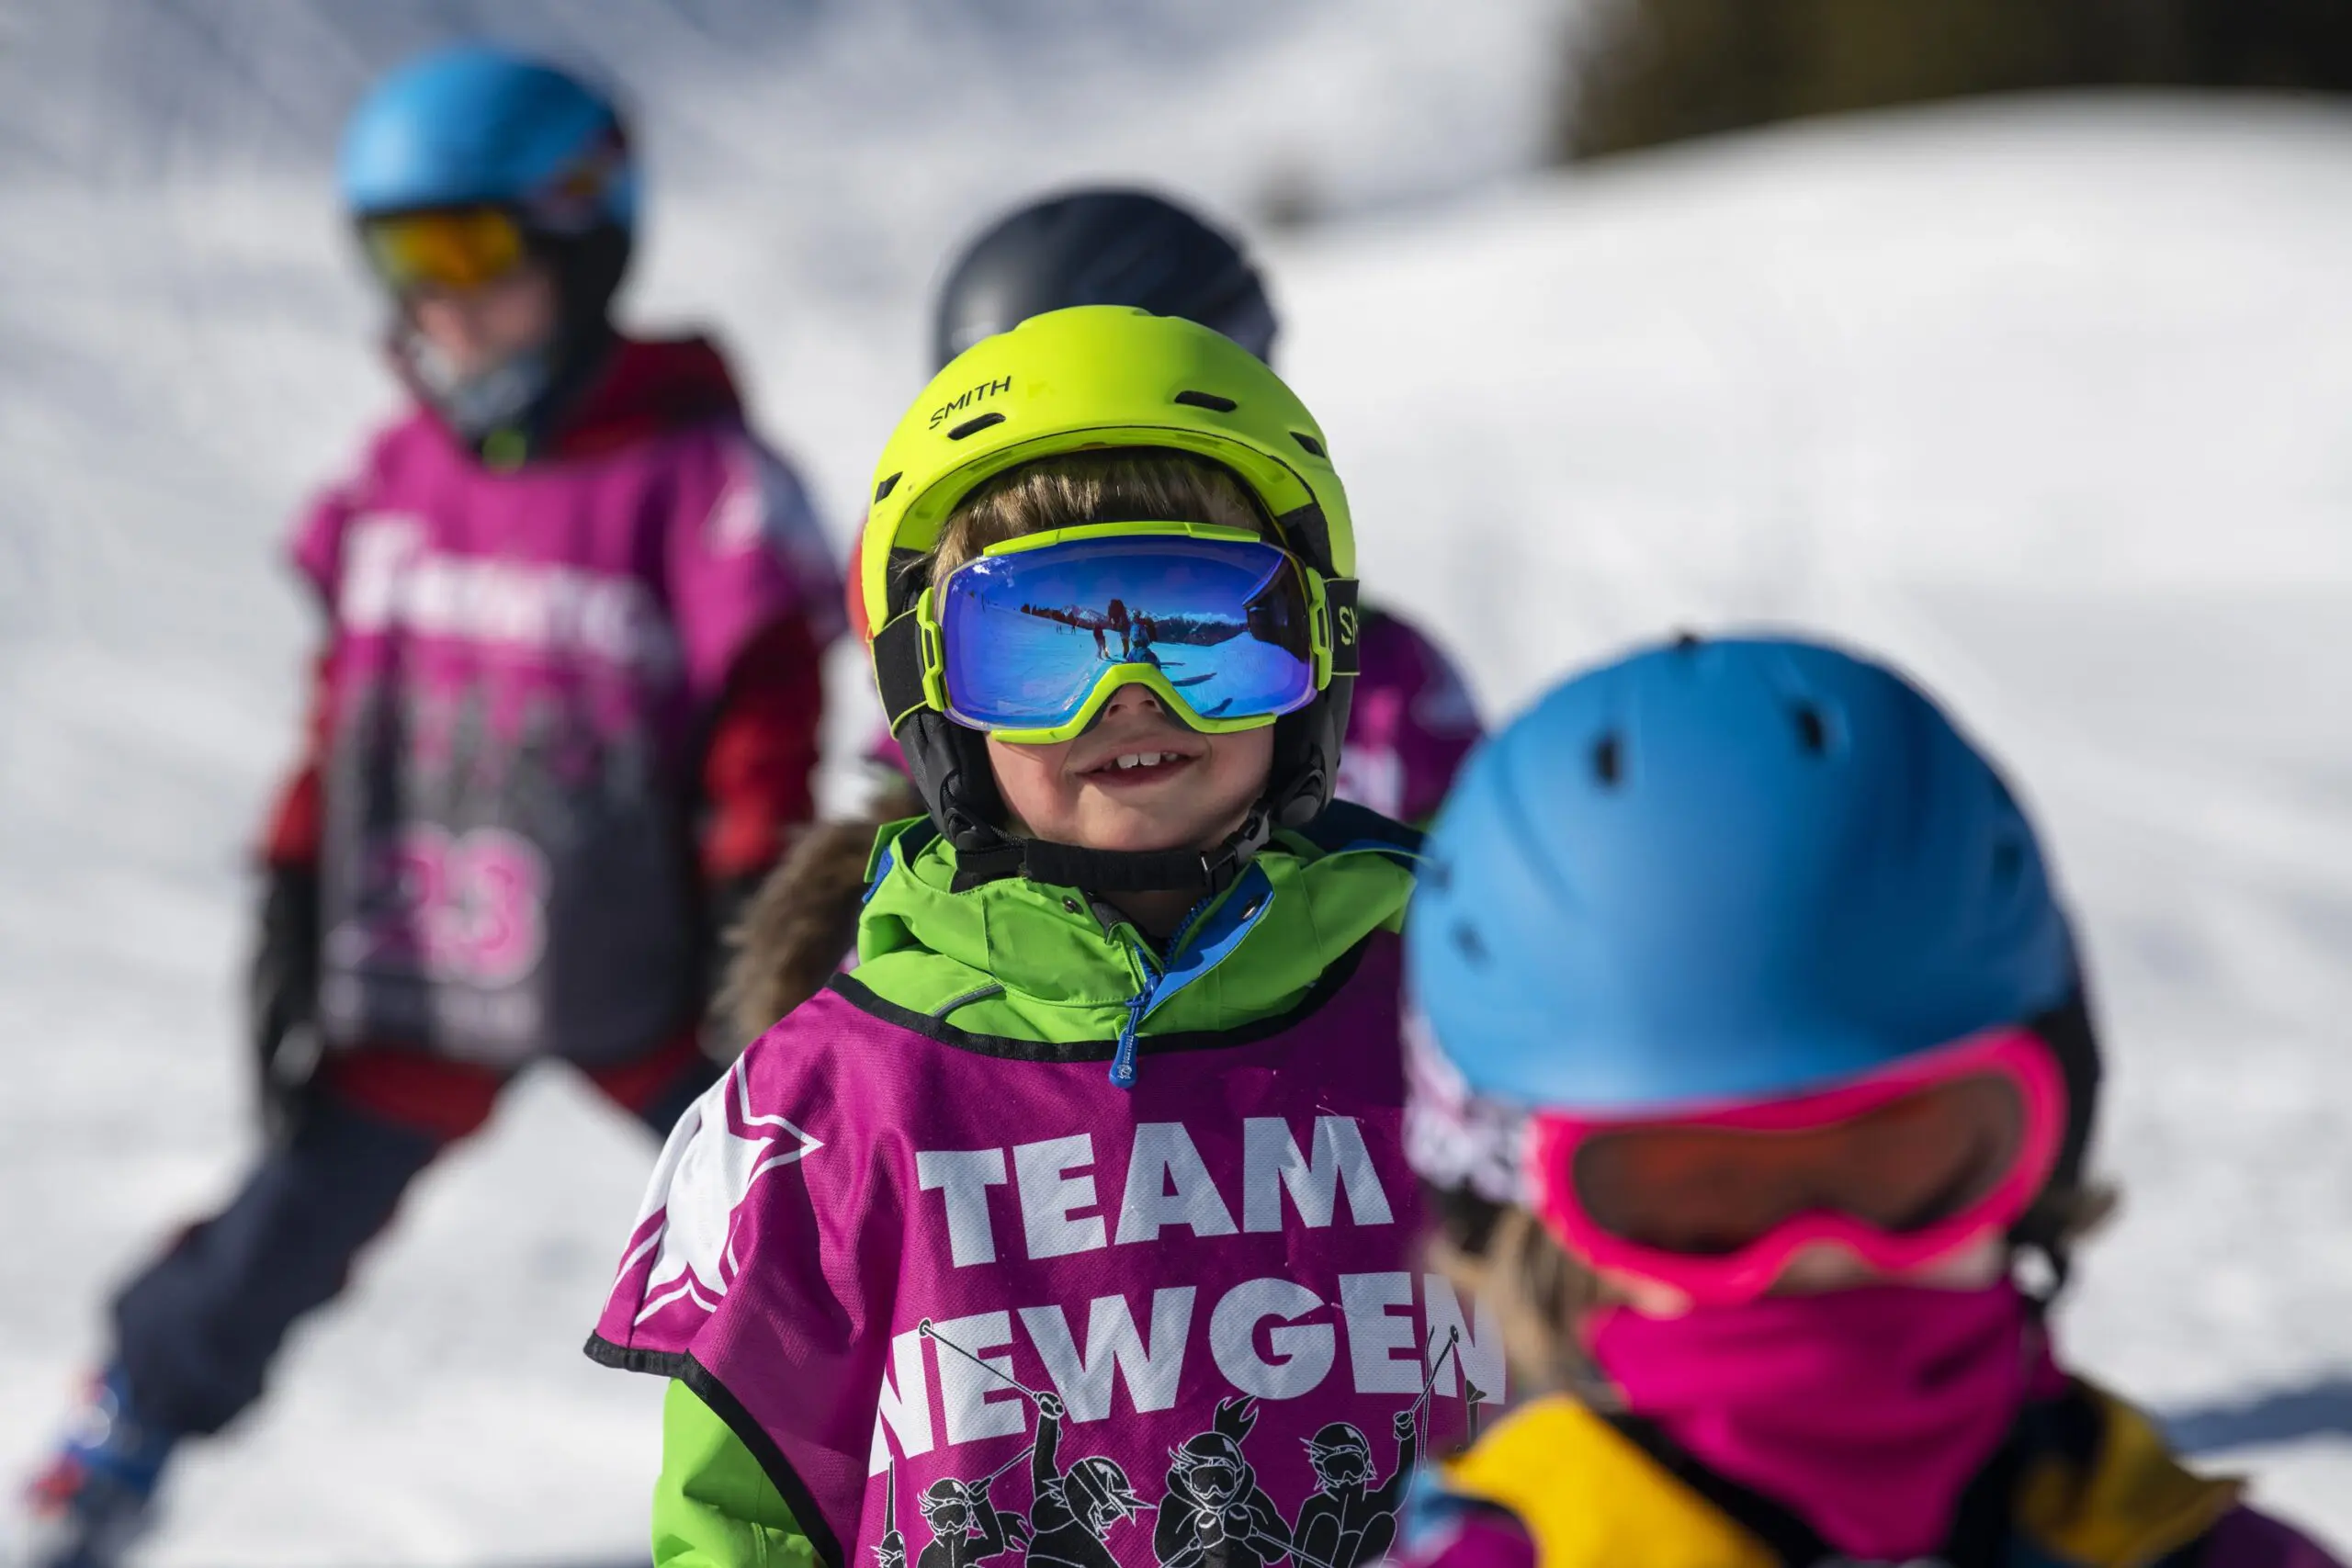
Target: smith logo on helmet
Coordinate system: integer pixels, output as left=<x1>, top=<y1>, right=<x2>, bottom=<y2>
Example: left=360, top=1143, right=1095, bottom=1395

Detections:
left=930, top=377, right=1016, bottom=430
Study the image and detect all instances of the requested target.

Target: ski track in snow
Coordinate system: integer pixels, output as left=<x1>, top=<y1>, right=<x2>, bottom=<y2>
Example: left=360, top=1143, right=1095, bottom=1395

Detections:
left=1, top=5, right=2349, bottom=1555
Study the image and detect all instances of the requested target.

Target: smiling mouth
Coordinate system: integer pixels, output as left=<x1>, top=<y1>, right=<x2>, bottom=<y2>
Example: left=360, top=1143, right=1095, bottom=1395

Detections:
left=1078, top=749, right=1198, bottom=784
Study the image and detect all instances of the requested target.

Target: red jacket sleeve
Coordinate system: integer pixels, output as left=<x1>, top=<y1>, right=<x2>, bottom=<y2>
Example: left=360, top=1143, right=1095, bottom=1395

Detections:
left=699, top=612, right=827, bottom=886
left=256, top=642, right=336, bottom=871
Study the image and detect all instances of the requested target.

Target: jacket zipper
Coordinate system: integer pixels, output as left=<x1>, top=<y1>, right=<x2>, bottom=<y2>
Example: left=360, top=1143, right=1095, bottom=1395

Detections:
left=1108, top=892, right=1218, bottom=1089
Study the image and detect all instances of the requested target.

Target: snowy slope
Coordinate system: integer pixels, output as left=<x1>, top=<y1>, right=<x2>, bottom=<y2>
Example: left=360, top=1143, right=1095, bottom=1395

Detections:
left=1279, top=94, right=2352, bottom=1538
left=1, top=12, right=2348, bottom=1556
left=0, top=6, right=1577, bottom=1564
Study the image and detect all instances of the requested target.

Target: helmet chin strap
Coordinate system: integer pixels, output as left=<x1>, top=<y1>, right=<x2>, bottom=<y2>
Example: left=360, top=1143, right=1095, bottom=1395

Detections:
left=902, top=696, right=1346, bottom=898
left=978, top=807, right=1274, bottom=896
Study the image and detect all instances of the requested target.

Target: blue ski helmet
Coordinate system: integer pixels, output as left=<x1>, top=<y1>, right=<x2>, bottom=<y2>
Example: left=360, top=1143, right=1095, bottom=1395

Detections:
left=339, top=45, right=637, bottom=232
left=1408, top=635, right=2095, bottom=1183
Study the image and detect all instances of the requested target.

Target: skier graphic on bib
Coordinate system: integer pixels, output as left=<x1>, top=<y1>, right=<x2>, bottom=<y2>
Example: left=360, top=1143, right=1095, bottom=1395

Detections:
left=1156, top=1397, right=1294, bottom=1568
left=913, top=1474, right=1030, bottom=1568
left=1027, top=1394, right=1148, bottom=1568
left=1292, top=1411, right=1418, bottom=1568
left=873, top=1460, right=909, bottom=1568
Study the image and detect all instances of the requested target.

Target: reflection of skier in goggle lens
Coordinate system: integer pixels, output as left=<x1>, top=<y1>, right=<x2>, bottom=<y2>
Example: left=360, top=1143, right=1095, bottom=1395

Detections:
left=924, top=523, right=1332, bottom=741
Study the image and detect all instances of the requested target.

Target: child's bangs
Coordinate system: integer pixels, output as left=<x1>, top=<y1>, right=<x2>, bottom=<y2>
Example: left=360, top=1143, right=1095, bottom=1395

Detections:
left=926, top=448, right=1273, bottom=583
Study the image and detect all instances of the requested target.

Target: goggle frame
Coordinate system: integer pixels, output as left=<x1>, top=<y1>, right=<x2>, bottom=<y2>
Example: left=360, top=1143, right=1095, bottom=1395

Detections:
left=358, top=205, right=532, bottom=295
left=906, top=521, right=1337, bottom=745
left=1524, top=1026, right=2069, bottom=1306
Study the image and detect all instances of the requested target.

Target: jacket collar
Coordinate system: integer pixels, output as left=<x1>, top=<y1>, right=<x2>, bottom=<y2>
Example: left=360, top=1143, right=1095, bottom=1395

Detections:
left=854, top=811, right=1416, bottom=1028
left=401, top=332, right=746, bottom=466
left=545, top=333, right=743, bottom=459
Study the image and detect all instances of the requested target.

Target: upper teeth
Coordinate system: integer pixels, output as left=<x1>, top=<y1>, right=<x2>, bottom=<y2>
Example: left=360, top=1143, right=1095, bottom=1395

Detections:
left=1114, top=752, right=1172, bottom=770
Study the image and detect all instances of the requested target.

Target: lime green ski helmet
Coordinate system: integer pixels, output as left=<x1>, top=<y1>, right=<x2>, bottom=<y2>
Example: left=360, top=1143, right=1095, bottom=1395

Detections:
left=863, top=304, right=1362, bottom=891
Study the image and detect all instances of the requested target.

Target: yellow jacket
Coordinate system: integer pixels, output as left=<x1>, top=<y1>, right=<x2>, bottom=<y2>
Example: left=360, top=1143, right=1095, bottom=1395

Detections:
left=1408, top=1382, right=2247, bottom=1568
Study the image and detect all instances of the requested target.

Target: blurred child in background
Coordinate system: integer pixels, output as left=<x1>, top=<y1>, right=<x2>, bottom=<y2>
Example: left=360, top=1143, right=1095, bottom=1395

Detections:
left=723, top=186, right=1480, bottom=1042
left=1396, top=634, right=2339, bottom=1567
left=22, top=45, right=839, bottom=1568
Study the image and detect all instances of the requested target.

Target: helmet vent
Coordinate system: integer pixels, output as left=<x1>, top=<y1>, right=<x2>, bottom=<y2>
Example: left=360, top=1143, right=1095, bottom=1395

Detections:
left=1173, top=389, right=1238, bottom=412
left=1450, top=921, right=1489, bottom=966
left=1291, top=431, right=1327, bottom=458
left=1792, top=705, right=1828, bottom=755
left=1991, top=838, right=2026, bottom=889
left=947, top=412, right=1005, bottom=441
left=1592, top=733, right=1623, bottom=786
left=874, top=472, right=901, bottom=502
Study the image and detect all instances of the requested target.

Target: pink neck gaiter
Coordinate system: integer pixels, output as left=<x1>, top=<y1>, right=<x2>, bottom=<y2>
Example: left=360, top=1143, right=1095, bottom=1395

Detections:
left=1585, top=1281, right=2032, bottom=1561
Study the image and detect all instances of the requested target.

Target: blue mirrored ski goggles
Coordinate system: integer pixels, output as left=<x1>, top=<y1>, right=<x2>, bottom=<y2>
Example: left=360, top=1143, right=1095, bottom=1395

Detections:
left=908, top=523, right=1340, bottom=743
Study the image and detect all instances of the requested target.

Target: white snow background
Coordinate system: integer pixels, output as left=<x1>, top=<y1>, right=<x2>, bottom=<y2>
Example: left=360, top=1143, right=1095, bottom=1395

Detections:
left=1, top=0, right=2348, bottom=1558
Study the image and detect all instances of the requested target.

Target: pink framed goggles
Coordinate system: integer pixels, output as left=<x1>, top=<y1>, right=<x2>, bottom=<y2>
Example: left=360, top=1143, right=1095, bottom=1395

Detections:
left=1525, top=1028, right=2067, bottom=1306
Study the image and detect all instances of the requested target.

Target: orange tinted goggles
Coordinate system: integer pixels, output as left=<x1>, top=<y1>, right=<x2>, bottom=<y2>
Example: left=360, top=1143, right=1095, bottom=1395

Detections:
left=359, top=208, right=528, bottom=293
left=1524, top=1029, right=2067, bottom=1305
left=1570, top=1070, right=2030, bottom=1257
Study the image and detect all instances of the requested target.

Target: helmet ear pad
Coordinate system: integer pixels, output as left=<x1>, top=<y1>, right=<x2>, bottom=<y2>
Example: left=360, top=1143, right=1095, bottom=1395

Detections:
left=1269, top=677, right=1352, bottom=829
left=528, top=219, right=631, bottom=386
left=539, top=220, right=632, bottom=331
left=896, top=709, right=1009, bottom=853
left=2007, top=977, right=2103, bottom=1300
left=2031, top=981, right=2102, bottom=1196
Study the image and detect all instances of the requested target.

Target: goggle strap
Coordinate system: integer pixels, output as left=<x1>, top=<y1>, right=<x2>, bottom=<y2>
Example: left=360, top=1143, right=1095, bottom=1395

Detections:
left=1273, top=502, right=1336, bottom=580
left=872, top=607, right=935, bottom=730
left=1326, top=576, right=1363, bottom=679
left=885, top=547, right=929, bottom=616
left=951, top=806, right=1272, bottom=896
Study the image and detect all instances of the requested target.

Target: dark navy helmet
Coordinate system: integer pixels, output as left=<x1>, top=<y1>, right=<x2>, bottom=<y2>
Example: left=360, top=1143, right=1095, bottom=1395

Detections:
left=933, top=187, right=1277, bottom=367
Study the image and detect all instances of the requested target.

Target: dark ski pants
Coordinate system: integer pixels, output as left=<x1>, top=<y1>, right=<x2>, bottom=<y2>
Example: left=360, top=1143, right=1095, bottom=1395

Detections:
left=110, top=1034, right=721, bottom=1438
